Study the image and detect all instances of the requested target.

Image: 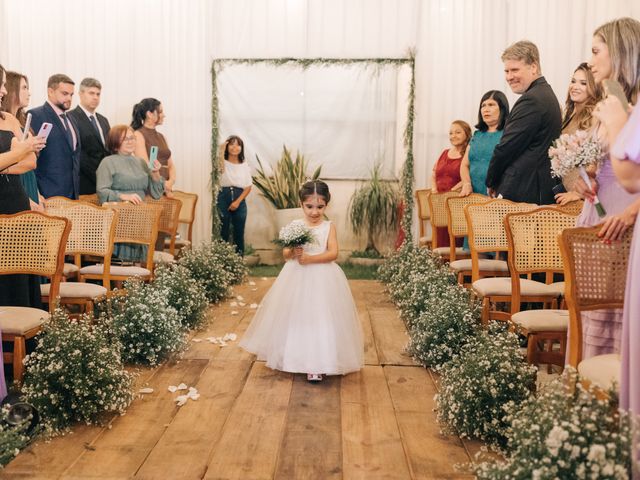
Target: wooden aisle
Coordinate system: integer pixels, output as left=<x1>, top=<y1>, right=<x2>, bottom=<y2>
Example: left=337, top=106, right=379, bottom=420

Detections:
left=2, top=279, right=479, bottom=480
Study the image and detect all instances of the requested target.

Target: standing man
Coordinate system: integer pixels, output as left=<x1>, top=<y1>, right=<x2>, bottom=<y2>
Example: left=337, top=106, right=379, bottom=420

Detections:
left=69, top=78, right=111, bottom=195
left=30, top=74, right=81, bottom=199
left=485, top=40, right=561, bottom=205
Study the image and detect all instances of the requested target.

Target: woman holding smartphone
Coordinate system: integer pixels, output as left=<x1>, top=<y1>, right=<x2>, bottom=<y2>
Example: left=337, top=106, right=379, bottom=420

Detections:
left=96, top=124, right=164, bottom=262
left=131, top=98, right=176, bottom=197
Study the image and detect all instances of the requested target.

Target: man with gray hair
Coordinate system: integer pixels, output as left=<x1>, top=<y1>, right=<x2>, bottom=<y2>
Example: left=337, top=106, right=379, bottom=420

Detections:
left=485, top=40, right=561, bottom=204
left=69, top=77, right=111, bottom=195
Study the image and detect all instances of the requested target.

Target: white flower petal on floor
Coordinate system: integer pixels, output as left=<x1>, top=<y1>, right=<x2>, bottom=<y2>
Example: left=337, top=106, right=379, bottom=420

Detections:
left=249, top=303, right=258, bottom=309
left=177, top=383, right=188, bottom=390
left=223, top=333, right=237, bottom=341
left=261, top=277, right=267, bottom=281
left=191, top=338, right=203, bottom=343
left=231, top=310, right=239, bottom=315
left=229, top=301, right=238, bottom=307
left=238, top=302, right=246, bottom=307
left=175, top=394, right=188, bottom=406
left=168, top=385, right=178, bottom=393
left=236, top=295, right=244, bottom=301
left=206, top=337, right=218, bottom=344
left=248, top=281, right=256, bottom=286
left=138, top=388, right=154, bottom=394
left=251, top=288, right=258, bottom=291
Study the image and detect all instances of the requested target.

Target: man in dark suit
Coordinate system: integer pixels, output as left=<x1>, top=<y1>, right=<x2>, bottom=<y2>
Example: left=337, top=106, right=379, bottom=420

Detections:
left=485, top=40, right=561, bottom=205
left=30, top=74, right=81, bottom=199
left=68, top=77, right=111, bottom=195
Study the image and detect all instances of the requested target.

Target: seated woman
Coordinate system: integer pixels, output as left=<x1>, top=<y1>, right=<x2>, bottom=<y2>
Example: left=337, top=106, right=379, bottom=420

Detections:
left=96, top=124, right=164, bottom=262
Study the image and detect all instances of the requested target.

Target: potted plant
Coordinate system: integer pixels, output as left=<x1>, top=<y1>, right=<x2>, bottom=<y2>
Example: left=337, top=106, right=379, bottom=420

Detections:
left=348, top=164, right=399, bottom=265
left=243, top=244, right=260, bottom=266
left=252, top=145, right=322, bottom=233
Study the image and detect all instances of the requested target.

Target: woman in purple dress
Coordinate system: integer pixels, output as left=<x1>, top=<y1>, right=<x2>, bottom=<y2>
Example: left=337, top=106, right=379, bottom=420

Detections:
left=572, top=18, right=640, bottom=360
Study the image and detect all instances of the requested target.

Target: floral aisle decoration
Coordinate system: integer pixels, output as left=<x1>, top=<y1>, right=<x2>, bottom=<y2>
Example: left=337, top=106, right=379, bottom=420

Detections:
left=435, top=325, right=537, bottom=447
left=179, top=240, right=248, bottom=303
left=0, top=405, right=31, bottom=467
left=21, top=308, right=135, bottom=431
left=473, top=369, right=636, bottom=479
left=108, top=279, right=186, bottom=366
left=152, top=263, right=209, bottom=330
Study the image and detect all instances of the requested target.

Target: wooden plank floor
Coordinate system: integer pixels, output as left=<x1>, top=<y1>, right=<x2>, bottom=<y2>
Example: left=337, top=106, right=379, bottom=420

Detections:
left=2, top=278, right=476, bottom=480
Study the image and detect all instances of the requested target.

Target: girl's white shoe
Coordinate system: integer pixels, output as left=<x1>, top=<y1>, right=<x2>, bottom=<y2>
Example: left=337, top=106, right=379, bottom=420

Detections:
left=307, top=373, right=323, bottom=382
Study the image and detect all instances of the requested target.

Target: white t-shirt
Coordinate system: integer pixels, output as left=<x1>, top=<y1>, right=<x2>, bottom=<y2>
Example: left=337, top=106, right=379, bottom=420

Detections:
left=220, top=160, right=252, bottom=188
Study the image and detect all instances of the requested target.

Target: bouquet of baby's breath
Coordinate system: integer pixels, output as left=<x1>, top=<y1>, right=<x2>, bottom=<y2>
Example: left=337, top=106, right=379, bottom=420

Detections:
left=273, top=221, right=316, bottom=248
left=473, top=368, right=637, bottom=479
left=109, top=278, right=186, bottom=366
left=408, top=283, right=481, bottom=370
left=436, top=324, right=537, bottom=447
left=0, top=405, right=31, bottom=467
left=22, top=308, right=135, bottom=431
left=152, top=263, right=209, bottom=329
left=179, top=240, right=248, bottom=303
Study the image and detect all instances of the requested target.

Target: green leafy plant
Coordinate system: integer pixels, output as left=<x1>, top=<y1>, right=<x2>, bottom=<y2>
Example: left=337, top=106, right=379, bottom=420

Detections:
left=0, top=405, right=31, bottom=467
left=243, top=244, right=256, bottom=256
left=349, top=249, right=384, bottom=259
left=22, top=308, right=135, bottom=431
left=348, top=164, right=399, bottom=255
left=252, top=145, right=322, bottom=209
left=473, top=369, right=635, bottom=479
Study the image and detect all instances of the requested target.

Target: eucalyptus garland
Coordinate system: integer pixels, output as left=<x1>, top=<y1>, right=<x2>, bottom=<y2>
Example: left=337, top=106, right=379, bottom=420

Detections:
left=210, top=53, right=416, bottom=242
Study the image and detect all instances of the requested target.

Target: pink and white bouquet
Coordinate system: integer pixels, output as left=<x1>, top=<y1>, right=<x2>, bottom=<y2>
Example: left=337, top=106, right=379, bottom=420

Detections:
left=549, top=129, right=606, bottom=216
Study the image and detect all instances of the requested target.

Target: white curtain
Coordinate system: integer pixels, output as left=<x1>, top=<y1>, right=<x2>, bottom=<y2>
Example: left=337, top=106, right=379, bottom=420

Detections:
left=1, top=0, right=638, bottom=246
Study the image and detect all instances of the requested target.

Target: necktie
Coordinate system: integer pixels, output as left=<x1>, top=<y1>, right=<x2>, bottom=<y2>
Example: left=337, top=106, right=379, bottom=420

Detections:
left=89, top=115, right=103, bottom=145
left=60, top=113, right=74, bottom=147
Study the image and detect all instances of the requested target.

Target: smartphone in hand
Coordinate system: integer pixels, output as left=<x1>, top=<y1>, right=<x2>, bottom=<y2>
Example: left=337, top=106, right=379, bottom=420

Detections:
left=36, top=122, right=53, bottom=141
left=149, top=145, right=158, bottom=169
left=603, top=79, right=630, bottom=112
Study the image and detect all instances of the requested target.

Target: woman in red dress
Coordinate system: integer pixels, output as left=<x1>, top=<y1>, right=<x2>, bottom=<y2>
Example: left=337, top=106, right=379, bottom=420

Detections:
left=430, top=120, right=471, bottom=247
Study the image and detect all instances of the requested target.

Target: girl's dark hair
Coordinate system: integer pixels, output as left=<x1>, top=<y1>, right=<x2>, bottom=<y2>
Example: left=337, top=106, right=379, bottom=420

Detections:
left=224, top=135, right=245, bottom=162
left=130, top=98, right=161, bottom=130
left=299, top=180, right=331, bottom=203
left=475, top=90, right=509, bottom=131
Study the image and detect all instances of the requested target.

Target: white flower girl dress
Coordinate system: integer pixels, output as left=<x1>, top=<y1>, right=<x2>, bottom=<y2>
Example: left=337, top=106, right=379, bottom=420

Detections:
left=240, top=220, right=364, bottom=375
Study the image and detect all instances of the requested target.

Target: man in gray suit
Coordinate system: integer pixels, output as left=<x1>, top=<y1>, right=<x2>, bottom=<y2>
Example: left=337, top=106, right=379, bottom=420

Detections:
left=485, top=40, right=561, bottom=205
left=68, top=77, right=111, bottom=195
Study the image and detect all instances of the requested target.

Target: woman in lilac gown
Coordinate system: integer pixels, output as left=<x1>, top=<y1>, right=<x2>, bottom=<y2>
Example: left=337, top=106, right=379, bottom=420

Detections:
left=572, top=18, right=640, bottom=360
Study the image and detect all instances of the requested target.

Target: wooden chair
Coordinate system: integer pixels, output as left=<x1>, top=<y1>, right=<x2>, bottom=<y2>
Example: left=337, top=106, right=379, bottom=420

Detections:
left=43, top=196, right=76, bottom=209
left=79, top=193, right=100, bottom=205
left=42, top=203, right=118, bottom=314
left=79, top=202, right=162, bottom=289
left=415, top=189, right=432, bottom=248
left=445, top=194, right=505, bottom=284
left=427, top=191, right=469, bottom=261
left=0, top=211, right=70, bottom=381
left=559, top=225, right=630, bottom=391
left=504, top=207, right=580, bottom=367
left=466, top=199, right=563, bottom=324
left=145, top=196, right=182, bottom=263
left=164, top=190, right=198, bottom=255
left=557, top=200, right=584, bottom=215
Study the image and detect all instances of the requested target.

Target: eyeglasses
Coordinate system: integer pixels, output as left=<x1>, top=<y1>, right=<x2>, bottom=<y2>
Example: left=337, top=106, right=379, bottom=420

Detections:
left=123, top=136, right=135, bottom=142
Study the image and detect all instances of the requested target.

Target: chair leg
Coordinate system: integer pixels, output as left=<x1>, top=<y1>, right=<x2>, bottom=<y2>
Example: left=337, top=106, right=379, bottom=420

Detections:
left=527, top=333, right=537, bottom=366
left=13, top=336, right=26, bottom=382
left=481, top=297, right=490, bottom=327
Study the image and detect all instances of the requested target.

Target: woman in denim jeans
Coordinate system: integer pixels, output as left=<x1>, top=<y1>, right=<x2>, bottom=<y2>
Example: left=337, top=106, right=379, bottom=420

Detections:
left=217, top=135, right=252, bottom=255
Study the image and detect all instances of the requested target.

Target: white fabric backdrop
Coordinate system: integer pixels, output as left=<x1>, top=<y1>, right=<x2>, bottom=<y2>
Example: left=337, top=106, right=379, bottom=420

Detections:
left=1, top=0, right=638, bottom=246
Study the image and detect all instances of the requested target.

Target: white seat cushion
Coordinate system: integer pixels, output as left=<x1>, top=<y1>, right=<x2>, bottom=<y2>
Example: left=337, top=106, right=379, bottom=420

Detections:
left=63, top=263, right=79, bottom=275
left=0, top=307, right=48, bottom=334
left=432, top=247, right=468, bottom=257
left=419, top=235, right=432, bottom=246
left=80, top=264, right=152, bottom=277
left=165, top=238, right=191, bottom=249
left=548, top=281, right=565, bottom=296
left=41, top=282, right=108, bottom=299
left=472, top=277, right=561, bottom=297
left=511, top=309, right=569, bottom=332
left=449, top=259, right=508, bottom=273
left=578, top=354, right=621, bottom=391
left=153, top=251, right=175, bottom=263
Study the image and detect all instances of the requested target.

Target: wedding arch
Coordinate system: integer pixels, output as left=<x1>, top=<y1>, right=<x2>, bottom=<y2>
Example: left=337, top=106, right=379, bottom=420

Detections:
left=210, top=53, right=416, bottom=243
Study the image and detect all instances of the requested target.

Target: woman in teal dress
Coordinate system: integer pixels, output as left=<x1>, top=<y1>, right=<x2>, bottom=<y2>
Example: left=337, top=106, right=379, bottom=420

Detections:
left=96, top=124, right=164, bottom=262
left=459, top=90, right=509, bottom=197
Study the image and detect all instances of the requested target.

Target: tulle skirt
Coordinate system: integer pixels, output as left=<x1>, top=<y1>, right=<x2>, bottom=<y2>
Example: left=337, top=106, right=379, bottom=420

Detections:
left=240, top=261, right=364, bottom=375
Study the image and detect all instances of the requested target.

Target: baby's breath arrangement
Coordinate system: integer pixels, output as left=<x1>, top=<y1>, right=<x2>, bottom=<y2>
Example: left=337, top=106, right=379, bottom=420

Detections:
left=0, top=405, right=31, bottom=467
left=474, top=369, right=636, bottom=479
left=273, top=221, right=316, bottom=248
left=179, top=240, right=248, bottom=303
left=408, top=283, right=481, bottom=370
left=21, top=308, right=135, bottom=431
left=152, top=263, right=209, bottom=329
left=436, top=324, right=537, bottom=447
left=109, top=278, right=186, bottom=366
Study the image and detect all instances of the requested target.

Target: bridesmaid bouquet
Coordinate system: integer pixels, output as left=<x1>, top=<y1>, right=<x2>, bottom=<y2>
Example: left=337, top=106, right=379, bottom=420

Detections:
left=273, top=222, right=315, bottom=248
left=548, top=130, right=606, bottom=217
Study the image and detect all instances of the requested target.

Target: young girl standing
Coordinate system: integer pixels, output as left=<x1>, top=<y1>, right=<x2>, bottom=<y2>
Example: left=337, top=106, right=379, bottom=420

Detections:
left=240, top=180, right=364, bottom=381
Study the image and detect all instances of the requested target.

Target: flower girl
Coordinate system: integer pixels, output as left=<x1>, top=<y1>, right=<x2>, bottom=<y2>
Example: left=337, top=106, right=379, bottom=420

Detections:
left=239, top=180, right=364, bottom=382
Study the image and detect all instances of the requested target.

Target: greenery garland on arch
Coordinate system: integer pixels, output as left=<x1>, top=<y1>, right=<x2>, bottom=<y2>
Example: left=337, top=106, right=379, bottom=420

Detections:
left=210, top=52, right=416, bottom=243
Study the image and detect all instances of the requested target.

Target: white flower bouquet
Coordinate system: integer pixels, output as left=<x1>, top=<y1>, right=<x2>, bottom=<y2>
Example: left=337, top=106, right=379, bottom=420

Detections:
left=273, top=221, right=316, bottom=248
left=548, top=129, right=606, bottom=216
